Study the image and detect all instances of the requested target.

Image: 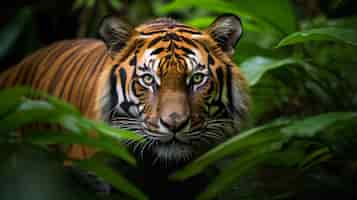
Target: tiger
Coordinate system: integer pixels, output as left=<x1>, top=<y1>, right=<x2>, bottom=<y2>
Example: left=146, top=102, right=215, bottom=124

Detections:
left=0, top=14, right=249, bottom=165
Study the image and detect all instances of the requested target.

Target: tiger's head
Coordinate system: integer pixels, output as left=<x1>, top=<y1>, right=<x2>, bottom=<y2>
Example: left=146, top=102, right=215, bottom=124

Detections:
left=99, top=14, right=249, bottom=164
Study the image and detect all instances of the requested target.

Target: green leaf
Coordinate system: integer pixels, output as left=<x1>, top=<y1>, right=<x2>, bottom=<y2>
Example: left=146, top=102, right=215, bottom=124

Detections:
left=282, top=112, right=357, bottom=137
left=77, top=159, right=148, bottom=200
left=298, top=147, right=330, bottom=169
left=170, top=119, right=290, bottom=180
left=0, top=99, right=62, bottom=133
left=0, top=97, right=89, bottom=134
left=92, top=121, right=143, bottom=142
left=0, top=7, right=32, bottom=61
left=266, top=143, right=308, bottom=167
left=197, top=142, right=282, bottom=200
left=240, top=57, right=308, bottom=86
left=0, top=87, right=32, bottom=118
left=24, top=130, right=137, bottom=165
left=44, top=94, right=81, bottom=116
left=276, top=27, right=357, bottom=48
left=184, top=16, right=215, bottom=29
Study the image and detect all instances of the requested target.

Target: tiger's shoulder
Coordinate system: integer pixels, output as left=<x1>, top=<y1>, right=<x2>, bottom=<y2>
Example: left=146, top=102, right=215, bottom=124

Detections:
left=0, top=38, right=115, bottom=120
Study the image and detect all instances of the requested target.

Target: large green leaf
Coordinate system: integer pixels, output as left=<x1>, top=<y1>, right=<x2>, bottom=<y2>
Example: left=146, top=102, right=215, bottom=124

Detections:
left=0, top=87, right=141, bottom=164
left=92, top=121, right=142, bottom=142
left=190, top=112, right=357, bottom=199
left=170, top=119, right=290, bottom=180
left=0, top=99, right=64, bottom=133
left=171, top=112, right=357, bottom=181
left=298, top=147, right=331, bottom=170
left=240, top=57, right=308, bottom=86
left=276, top=27, right=357, bottom=48
left=24, top=131, right=137, bottom=166
left=77, top=159, right=148, bottom=200
left=282, top=112, right=357, bottom=137
left=0, top=7, right=32, bottom=61
left=196, top=142, right=283, bottom=200
left=0, top=87, right=31, bottom=118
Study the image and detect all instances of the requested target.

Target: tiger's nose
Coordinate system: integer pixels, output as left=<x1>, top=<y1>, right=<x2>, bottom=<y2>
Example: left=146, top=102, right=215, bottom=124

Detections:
left=160, top=112, right=190, bottom=133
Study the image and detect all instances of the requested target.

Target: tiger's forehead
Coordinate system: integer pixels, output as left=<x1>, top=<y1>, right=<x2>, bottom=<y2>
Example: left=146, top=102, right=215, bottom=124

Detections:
left=135, top=18, right=202, bottom=35
left=130, top=19, right=211, bottom=74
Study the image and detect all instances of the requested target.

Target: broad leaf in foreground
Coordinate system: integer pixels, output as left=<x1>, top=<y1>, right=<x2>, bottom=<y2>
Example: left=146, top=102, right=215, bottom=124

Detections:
left=240, top=57, right=308, bottom=86
left=170, top=119, right=290, bottom=180
left=191, top=112, right=357, bottom=200
left=77, top=159, right=148, bottom=200
left=282, top=112, right=357, bottom=137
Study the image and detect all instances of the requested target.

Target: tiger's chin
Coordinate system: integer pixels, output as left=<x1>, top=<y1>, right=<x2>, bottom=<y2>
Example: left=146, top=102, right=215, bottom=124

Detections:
left=152, top=141, right=195, bottom=163
left=127, top=138, right=205, bottom=169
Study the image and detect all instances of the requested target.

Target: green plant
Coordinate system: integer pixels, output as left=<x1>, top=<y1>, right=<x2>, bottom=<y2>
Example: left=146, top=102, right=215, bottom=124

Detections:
left=0, top=87, right=148, bottom=200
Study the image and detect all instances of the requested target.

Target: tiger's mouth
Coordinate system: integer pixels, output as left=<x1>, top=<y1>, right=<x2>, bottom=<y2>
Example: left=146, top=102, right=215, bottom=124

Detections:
left=110, top=115, right=236, bottom=162
left=152, top=140, right=195, bottom=162
left=139, top=127, right=204, bottom=161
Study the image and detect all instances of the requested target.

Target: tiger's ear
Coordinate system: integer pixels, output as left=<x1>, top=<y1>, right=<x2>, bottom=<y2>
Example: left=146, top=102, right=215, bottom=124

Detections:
left=99, top=16, right=134, bottom=52
left=206, top=14, right=243, bottom=56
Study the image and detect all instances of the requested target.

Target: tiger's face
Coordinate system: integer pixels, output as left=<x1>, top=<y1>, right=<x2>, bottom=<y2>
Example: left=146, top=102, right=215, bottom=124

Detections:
left=99, top=14, right=249, bottom=163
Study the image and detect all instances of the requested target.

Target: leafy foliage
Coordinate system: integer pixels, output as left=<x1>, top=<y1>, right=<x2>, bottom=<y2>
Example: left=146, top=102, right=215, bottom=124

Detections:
left=0, top=87, right=147, bottom=200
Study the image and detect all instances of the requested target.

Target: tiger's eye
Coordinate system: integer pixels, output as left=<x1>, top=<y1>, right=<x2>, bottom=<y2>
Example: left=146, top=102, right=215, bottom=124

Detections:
left=142, top=74, right=154, bottom=85
left=192, top=73, right=205, bottom=84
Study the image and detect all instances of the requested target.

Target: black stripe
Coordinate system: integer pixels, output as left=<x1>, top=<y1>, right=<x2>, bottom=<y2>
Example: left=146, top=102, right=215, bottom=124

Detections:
left=118, top=68, right=133, bottom=114
left=193, top=39, right=210, bottom=53
left=208, top=54, right=215, bottom=65
left=119, top=68, right=127, bottom=100
left=110, top=64, right=120, bottom=109
left=147, top=36, right=162, bottom=48
left=129, top=55, right=137, bottom=66
left=180, top=47, right=195, bottom=55
left=181, top=36, right=198, bottom=48
left=150, top=47, right=165, bottom=55
left=216, top=67, right=224, bottom=102
left=177, top=29, right=202, bottom=35
left=226, top=65, right=234, bottom=112
left=162, top=33, right=181, bottom=41
left=139, top=30, right=166, bottom=35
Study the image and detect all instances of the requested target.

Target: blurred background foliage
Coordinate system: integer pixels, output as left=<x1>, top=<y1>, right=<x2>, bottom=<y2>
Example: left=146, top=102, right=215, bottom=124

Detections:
left=1, top=0, right=357, bottom=200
